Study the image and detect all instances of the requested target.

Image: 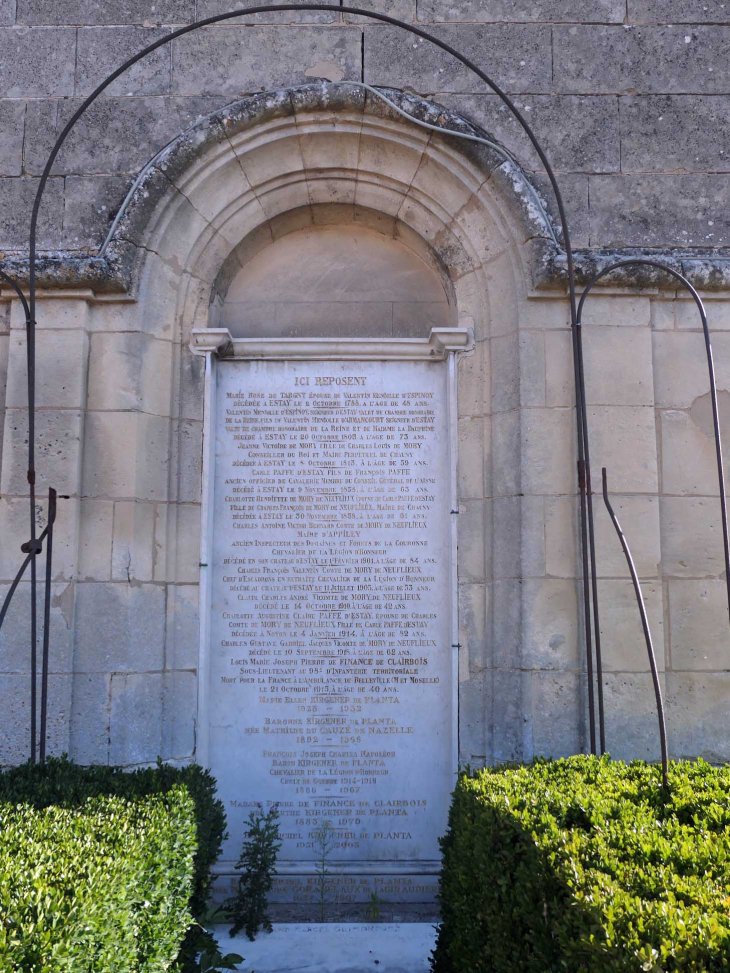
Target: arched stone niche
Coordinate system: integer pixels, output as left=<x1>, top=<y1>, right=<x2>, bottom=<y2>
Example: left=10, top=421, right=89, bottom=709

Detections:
left=213, top=206, right=456, bottom=338
left=1, top=82, right=587, bottom=778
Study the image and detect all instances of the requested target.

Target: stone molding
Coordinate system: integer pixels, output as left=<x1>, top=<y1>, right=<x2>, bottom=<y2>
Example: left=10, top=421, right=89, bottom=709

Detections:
left=2, top=82, right=730, bottom=292
left=189, top=327, right=474, bottom=361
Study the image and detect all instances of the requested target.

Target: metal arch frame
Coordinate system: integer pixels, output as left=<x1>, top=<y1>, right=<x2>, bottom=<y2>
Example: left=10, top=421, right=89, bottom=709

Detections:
left=577, top=260, right=730, bottom=629
left=4, top=3, right=715, bottom=766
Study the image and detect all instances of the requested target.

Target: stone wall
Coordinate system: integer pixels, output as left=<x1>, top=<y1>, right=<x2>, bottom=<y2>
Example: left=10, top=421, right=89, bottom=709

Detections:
left=1, top=1, right=730, bottom=253
left=1, top=4, right=730, bottom=774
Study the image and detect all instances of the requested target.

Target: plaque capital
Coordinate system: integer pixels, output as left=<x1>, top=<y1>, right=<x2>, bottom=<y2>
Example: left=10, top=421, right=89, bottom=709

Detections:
left=207, top=327, right=473, bottom=362
left=190, top=328, right=234, bottom=357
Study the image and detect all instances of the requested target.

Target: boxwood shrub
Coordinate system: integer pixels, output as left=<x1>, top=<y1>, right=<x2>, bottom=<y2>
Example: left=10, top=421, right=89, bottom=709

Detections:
left=0, top=758, right=227, bottom=971
left=432, top=756, right=730, bottom=973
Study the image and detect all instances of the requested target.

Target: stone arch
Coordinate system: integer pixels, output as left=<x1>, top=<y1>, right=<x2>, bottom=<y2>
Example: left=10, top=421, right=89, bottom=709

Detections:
left=109, top=81, right=555, bottom=348
left=54, top=81, right=575, bottom=769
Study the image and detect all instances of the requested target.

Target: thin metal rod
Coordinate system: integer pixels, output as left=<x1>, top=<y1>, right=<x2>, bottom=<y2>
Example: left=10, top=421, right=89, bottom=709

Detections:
left=577, top=459, right=596, bottom=754
left=577, top=259, right=730, bottom=639
left=39, top=488, right=57, bottom=765
left=27, top=312, right=36, bottom=765
left=602, top=468, right=668, bottom=788
left=576, top=324, right=605, bottom=753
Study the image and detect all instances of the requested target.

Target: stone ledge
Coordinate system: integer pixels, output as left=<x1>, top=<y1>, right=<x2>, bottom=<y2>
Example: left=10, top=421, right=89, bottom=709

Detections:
left=4, top=243, right=730, bottom=296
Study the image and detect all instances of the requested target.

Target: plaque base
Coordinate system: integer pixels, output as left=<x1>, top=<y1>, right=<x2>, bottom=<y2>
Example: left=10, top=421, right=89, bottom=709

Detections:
left=211, top=860, right=440, bottom=912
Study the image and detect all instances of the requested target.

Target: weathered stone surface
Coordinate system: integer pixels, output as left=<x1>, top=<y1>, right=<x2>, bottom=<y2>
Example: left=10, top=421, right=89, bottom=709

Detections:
left=660, top=407, right=729, bottom=496
left=544, top=495, right=576, bottom=579
left=459, top=582, right=487, bottom=674
left=531, top=172, right=590, bottom=248
left=421, top=0, right=624, bottom=21
left=554, top=26, right=730, bottom=95
left=0, top=673, right=71, bottom=764
left=198, top=0, right=338, bottom=24
left=69, top=672, right=111, bottom=764
left=621, top=95, right=730, bottom=174
left=587, top=406, right=658, bottom=494
left=629, top=1, right=730, bottom=24
left=660, top=496, right=727, bottom=579
left=172, top=26, right=361, bottom=95
left=459, top=498, right=488, bottom=582
left=76, top=26, right=172, bottom=97
left=531, top=671, right=582, bottom=760
left=676, top=297, right=730, bottom=331
left=165, top=584, right=199, bottom=670
left=0, top=26, right=76, bottom=97
left=458, top=415, right=486, bottom=497
left=580, top=294, right=651, bottom=329
left=593, top=495, right=661, bottom=579
left=77, top=499, right=114, bottom=581
left=162, top=670, right=196, bottom=758
left=459, top=671, right=491, bottom=762
left=111, top=501, right=156, bottom=582
left=343, top=0, right=416, bottom=25
left=74, top=582, right=165, bottom=672
left=666, top=673, right=730, bottom=763
left=0, top=1, right=14, bottom=26
left=63, top=175, right=133, bottom=249
left=602, top=672, right=665, bottom=762
left=0, top=176, right=63, bottom=249
left=5, top=326, right=88, bottom=409
left=437, top=93, right=620, bottom=173
left=581, top=326, right=654, bottom=406
left=24, top=95, right=231, bottom=175
left=17, top=0, right=194, bottom=25
left=653, top=331, right=730, bottom=409
left=493, top=496, right=545, bottom=579
left=363, top=24, right=552, bottom=94
left=521, top=408, right=575, bottom=496
left=110, top=671, right=163, bottom=764
left=0, top=580, right=74, bottom=673
left=87, top=332, right=173, bottom=415
left=596, top=580, right=664, bottom=671
left=491, top=669, right=527, bottom=762
left=1, top=408, right=83, bottom=495
left=521, top=579, right=579, bottom=671
left=589, top=174, right=730, bottom=248
left=82, top=412, right=170, bottom=500
left=0, top=101, right=25, bottom=176
left=544, top=328, right=574, bottom=408
left=668, top=580, right=730, bottom=671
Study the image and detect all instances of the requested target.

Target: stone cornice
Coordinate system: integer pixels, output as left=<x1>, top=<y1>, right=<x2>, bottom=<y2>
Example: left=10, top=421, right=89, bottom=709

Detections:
left=190, top=327, right=474, bottom=361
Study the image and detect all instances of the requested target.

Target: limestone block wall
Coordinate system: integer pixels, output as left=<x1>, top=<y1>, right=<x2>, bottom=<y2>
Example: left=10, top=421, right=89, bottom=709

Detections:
left=0, top=0, right=730, bottom=772
left=1, top=1, right=730, bottom=252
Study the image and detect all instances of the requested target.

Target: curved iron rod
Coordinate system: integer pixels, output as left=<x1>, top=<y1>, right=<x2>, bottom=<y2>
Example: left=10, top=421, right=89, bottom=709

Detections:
left=7, top=4, right=598, bottom=756
left=602, top=468, right=668, bottom=788
left=0, top=518, right=52, bottom=632
left=577, top=260, right=730, bottom=638
left=0, top=267, right=30, bottom=320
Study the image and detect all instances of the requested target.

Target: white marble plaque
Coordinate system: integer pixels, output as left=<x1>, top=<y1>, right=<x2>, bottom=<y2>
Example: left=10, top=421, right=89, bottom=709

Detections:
left=207, top=357, right=454, bottom=878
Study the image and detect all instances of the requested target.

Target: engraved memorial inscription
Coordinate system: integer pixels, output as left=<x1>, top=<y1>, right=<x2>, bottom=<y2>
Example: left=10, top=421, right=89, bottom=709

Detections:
left=209, top=359, right=453, bottom=869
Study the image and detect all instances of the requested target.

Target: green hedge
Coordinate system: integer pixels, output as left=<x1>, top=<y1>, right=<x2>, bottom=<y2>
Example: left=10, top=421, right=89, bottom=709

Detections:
left=0, top=758, right=227, bottom=972
left=432, top=756, right=730, bottom=973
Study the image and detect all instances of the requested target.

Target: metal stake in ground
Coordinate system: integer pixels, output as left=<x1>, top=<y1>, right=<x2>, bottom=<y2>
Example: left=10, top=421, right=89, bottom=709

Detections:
left=602, top=467, right=668, bottom=790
